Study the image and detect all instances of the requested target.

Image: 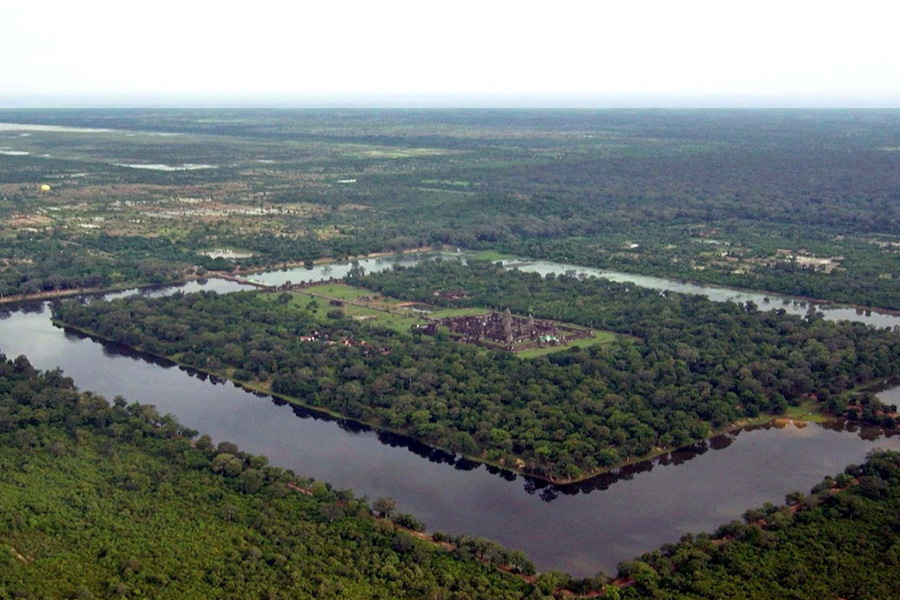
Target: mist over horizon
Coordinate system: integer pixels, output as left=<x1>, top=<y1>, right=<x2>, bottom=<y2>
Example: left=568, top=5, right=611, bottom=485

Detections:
left=3, top=92, right=900, bottom=110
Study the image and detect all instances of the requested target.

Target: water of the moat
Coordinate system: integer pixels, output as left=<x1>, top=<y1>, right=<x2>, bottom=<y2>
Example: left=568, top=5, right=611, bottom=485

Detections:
left=3, top=266, right=900, bottom=576
left=0, top=281, right=900, bottom=575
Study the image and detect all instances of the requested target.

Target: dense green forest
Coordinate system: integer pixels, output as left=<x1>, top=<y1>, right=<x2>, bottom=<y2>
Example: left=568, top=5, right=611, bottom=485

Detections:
left=0, top=353, right=536, bottom=600
left=0, top=233, right=208, bottom=297
left=53, top=262, right=900, bottom=480
left=3, top=110, right=900, bottom=307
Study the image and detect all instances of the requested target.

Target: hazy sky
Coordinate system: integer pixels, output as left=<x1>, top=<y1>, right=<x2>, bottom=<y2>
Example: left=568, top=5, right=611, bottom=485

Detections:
left=2, top=0, right=898, bottom=107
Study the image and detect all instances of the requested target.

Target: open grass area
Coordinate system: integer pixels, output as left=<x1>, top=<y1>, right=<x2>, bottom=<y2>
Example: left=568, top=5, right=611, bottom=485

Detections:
left=781, top=401, right=830, bottom=424
left=343, top=304, right=425, bottom=333
left=516, top=330, right=618, bottom=359
left=261, top=286, right=425, bottom=334
left=470, top=249, right=516, bottom=262
left=429, top=306, right=492, bottom=318
left=301, top=283, right=419, bottom=309
left=302, top=282, right=373, bottom=301
left=732, top=400, right=830, bottom=431
left=258, top=291, right=318, bottom=311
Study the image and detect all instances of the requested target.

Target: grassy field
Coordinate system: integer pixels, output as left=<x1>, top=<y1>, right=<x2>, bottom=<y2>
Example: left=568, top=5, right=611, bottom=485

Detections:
left=301, top=282, right=373, bottom=301
left=730, top=400, right=830, bottom=431
left=261, top=285, right=426, bottom=333
left=516, top=330, right=617, bottom=358
left=780, top=401, right=830, bottom=424
left=343, top=305, right=425, bottom=333
left=301, top=283, right=426, bottom=309
left=429, top=306, right=491, bottom=318
left=470, top=249, right=516, bottom=262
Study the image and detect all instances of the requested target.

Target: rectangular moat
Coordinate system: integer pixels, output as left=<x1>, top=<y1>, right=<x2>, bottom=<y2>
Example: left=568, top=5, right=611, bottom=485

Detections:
left=3, top=285, right=899, bottom=576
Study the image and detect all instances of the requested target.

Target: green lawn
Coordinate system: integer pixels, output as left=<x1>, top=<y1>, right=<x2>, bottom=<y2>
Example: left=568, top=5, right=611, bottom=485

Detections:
left=429, top=306, right=491, bottom=318
left=302, top=282, right=373, bottom=301
left=516, top=330, right=618, bottom=359
left=469, top=250, right=516, bottom=262
left=343, top=304, right=425, bottom=333
left=781, top=401, right=829, bottom=423
left=261, top=287, right=425, bottom=333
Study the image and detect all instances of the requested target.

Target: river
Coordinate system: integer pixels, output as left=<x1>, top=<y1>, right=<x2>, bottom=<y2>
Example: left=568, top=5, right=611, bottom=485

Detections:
left=2, top=258, right=899, bottom=576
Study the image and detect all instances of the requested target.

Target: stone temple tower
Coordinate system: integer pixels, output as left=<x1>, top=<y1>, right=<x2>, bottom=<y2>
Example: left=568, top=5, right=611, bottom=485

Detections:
left=503, top=307, right=513, bottom=342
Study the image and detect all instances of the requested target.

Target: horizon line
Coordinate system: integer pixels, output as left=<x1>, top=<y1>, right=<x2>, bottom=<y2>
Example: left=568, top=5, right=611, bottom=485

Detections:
left=2, top=92, right=900, bottom=111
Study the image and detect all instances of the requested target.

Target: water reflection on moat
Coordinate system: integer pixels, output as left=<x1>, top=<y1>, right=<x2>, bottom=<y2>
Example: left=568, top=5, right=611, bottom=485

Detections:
left=2, top=266, right=900, bottom=576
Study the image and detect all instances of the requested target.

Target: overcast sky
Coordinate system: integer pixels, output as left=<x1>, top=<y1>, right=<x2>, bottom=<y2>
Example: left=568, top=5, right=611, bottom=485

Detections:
left=2, top=0, right=898, bottom=108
